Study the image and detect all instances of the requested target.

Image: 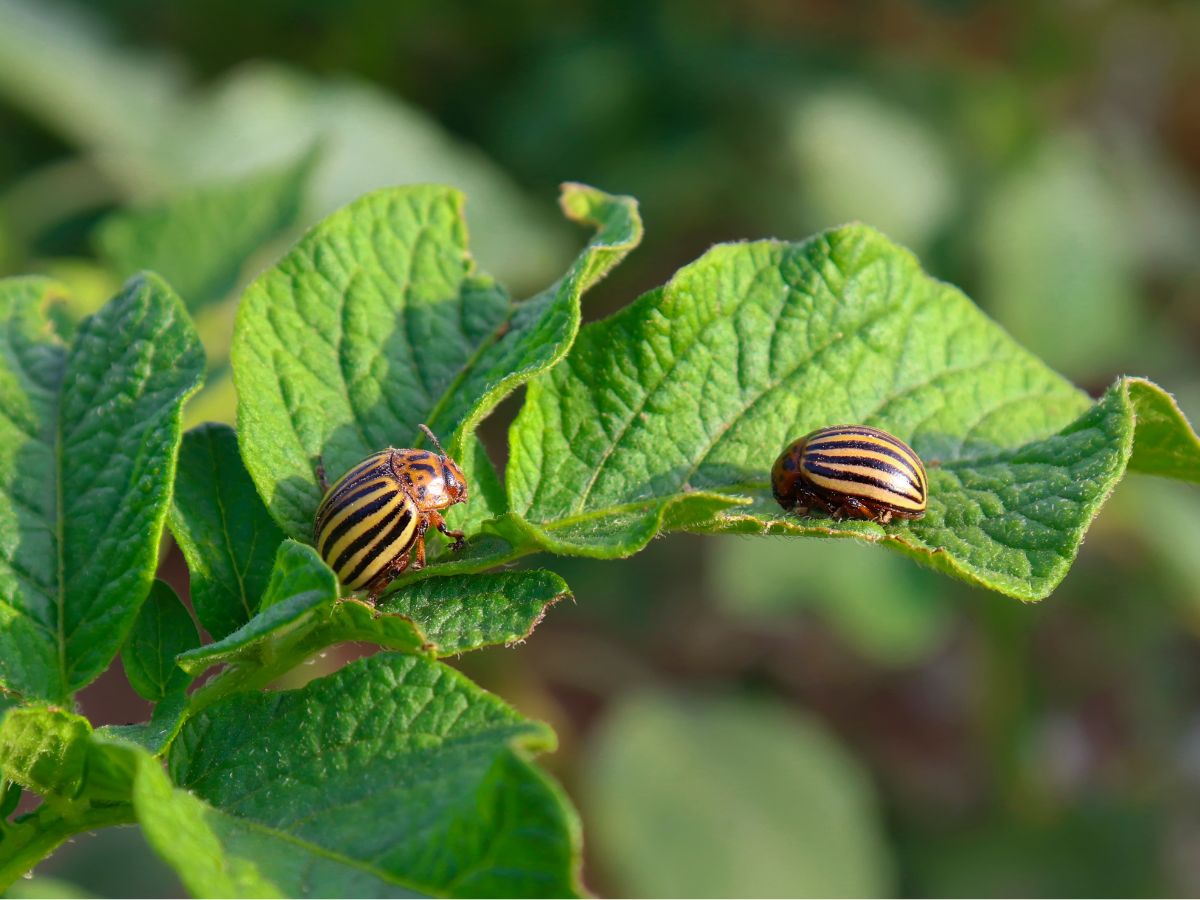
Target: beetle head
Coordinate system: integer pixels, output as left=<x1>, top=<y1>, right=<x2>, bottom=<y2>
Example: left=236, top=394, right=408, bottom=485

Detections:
left=418, top=424, right=468, bottom=506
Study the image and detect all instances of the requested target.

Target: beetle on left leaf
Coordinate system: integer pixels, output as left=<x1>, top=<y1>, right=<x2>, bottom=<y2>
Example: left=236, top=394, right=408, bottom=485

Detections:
left=313, top=425, right=468, bottom=601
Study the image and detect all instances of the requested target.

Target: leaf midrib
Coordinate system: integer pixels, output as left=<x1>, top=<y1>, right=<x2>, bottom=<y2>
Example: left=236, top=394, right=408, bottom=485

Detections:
left=0, top=291, right=65, bottom=692
left=208, top=429, right=253, bottom=621
left=422, top=293, right=521, bottom=449
left=53, top=350, right=66, bottom=701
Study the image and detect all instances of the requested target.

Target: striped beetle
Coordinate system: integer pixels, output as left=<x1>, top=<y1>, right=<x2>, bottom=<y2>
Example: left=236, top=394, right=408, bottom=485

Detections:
left=313, top=425, right=467, bottom=600
left=771, top=424, right=927, bottom=524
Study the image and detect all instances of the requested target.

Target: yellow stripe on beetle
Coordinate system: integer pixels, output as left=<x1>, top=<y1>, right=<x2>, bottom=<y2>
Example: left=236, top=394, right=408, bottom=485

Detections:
left=312, top=425, right=470, bottom=602
left=771, top=424, right=927, bottom=524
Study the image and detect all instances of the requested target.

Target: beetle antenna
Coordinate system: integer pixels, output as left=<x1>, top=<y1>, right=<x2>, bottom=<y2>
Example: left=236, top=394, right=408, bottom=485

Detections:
left=418, top=423, right=447, bottom=457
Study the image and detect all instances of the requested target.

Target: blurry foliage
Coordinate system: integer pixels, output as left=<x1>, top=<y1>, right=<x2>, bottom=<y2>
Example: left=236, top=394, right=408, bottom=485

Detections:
left=977, top=133, right=1141, bottom=379
left=905, top=801, right=1163, bottom=897
left=0, top=0, right=570, bottom=304
left=583, top=691, right=895, bottom=897
left=3, top=877, right=95, bottom=899
left=786, top=85, right=955, bottom=251
left=1, top=0, right=1199, bottom=896
left=711, top=537, right=954, bottom=667
left=94, top=150, right=316, bottom=316
left=0, top=0, right=585, bottom=432
left=6, top=828, right=180, bottom=898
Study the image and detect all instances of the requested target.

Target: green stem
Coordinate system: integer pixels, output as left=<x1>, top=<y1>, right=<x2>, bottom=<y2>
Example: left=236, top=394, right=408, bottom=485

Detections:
left=0, top=802, right=134, bottom=890
left=185, top=627, right=346, bottom=717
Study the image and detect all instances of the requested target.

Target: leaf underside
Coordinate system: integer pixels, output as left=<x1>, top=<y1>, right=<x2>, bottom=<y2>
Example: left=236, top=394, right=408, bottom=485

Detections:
left=177, top=542, right=570, bottom=695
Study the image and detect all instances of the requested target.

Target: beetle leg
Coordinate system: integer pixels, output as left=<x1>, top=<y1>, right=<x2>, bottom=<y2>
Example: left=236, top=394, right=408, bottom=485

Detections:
left=365, top=551, right=411, bottom=604
left=815, top=494, right=841, bottom=519
left=876, top=509, right=893, bottom=525
left=315, top=455, right=329, bottom=493
left=410, top=518, right=430, bottom=570
left=428, top=511, right=467, bottom=553
left=802, top=490, right=838, bottom=519
left=839, top=497, right=875, bottom=520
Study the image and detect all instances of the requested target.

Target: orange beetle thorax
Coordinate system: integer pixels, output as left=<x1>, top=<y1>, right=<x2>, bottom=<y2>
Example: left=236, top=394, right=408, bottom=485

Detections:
left=390, top=449, right=468, bottom=511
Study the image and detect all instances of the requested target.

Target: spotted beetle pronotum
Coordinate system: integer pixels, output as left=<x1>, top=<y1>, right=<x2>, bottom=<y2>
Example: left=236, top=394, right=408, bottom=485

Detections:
left=313, top=425, right=468, bottom=601
left=771, top=424, right=927, bottom=524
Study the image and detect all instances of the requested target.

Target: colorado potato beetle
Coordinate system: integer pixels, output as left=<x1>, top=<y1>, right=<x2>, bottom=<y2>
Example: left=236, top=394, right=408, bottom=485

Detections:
left=313, top=424, right=468, bottom=600
left=772, top=424, right=927, bottom=524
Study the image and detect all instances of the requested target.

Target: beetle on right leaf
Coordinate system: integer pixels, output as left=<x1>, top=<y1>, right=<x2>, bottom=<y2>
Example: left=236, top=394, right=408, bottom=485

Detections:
left=771, top=424, right=927, bottom=524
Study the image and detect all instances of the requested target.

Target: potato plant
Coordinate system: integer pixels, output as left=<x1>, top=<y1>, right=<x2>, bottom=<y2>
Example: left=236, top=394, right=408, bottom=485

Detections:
left=1, top=183, right=1198, bottom=896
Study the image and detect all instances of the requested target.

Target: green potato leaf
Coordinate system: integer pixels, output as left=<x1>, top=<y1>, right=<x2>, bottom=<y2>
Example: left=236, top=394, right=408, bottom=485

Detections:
left=168, top=653, right=582, bottom=898
left=423, top=183, right=643, bottom=450
left=379, top=570, right=570, bottom=656
left=0, top=275, right=204, bottom=701
left=168, top=423, right=286, bottom=639
left=120, top=580, right=200, bottom=703
left=1123, top=377, right=1200, bottom=482
left=174, top=541, right=381, bottom=700
left=178, top=542, right=565, bottom=712
left=707, top=376, right=1196, bottom=602
left=133, top=751, right=406, bottom=899
left=96, top=689, right=190, bottom=757
left=0, top=706, right=139, bottom=810
left=505, top=225, right=1200, bottom=600
left=0, top=705, right=92, bottom=801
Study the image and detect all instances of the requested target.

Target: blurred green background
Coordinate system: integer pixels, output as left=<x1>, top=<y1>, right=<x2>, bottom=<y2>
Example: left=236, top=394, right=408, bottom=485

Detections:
left=2, top=0, right=1199, bottom=896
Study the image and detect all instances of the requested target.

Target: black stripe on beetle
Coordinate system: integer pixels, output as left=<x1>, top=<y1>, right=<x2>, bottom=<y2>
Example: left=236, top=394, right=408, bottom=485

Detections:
left=801, top=461, right=924, bottom=504
left=317, top=488, right=401, bottom=558
left=802, top=452, right=922, bottom=490
left=339, top=505, right=417, bottom=588
left=804, top=439, right=923, bottom=478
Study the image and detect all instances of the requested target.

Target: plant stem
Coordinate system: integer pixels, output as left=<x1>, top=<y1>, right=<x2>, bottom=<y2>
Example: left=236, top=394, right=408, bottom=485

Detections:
left=0, top=802, right=134, bottom=890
